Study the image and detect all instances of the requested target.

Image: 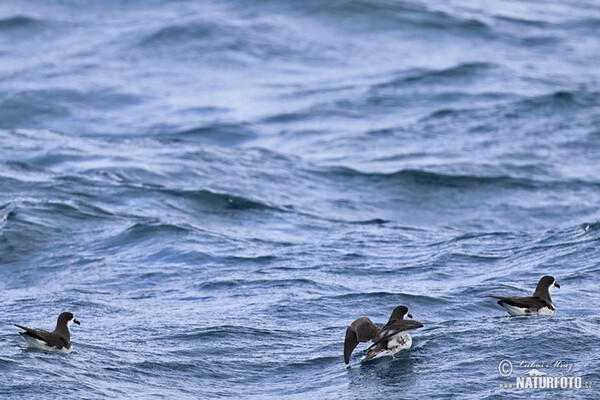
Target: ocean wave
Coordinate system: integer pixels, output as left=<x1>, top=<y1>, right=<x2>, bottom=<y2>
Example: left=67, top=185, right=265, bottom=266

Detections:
left=420, top=95, right=513, bottom=120
left=0, top=16, right=40, bottom=30
left=301, top=0, right=491, bottom=34
left=328, top=291, right=451, bottom=306
left=136, top=18, right=330, bottom=64
left=281, top=355, right=341, bottom=371
left=159, top=188, right=283, bottom=212
left=516, top=90, right=600, bottom=112
left=260, top=109, right=317, bottom=124
left=436, top=231, right=522, bottom=247
left=144, top=248, right=214, bottom=264
left=50, top=173, right=287, bottom=215
left=320, top=166, right=539, bottom=189
left=494, top=15, right=600, bottom=31
left=167, top=122, right=257, bottom=146
left=581, top=221, right=600, bottom=232
left=2, top=160, right=55, bottom=180
left=493, top=15, right=552, bottom=28
left=97, top=222, right=190, bottom=250
left=0, top=90, right=70, bottom=125
left=420, top=89, right=599, bottom=128
left=197, top=278, right=339, bottom=292
left=168, top=325, right=291, bottom=341
left=0, top=199, right=113, bottom=230
left=0, top=89, right=141, bottom=127
left=138, top=21, right=223, bottom=46
left=0, top=357, right=18, bottom=371
left=348, top=218, right=390, bottom=225
left=132, top=360, right=198, bottom=374
left=374, top=62, right=496, bottom=89
left=0, top=202, right=55, bottom=264
left=223, top=254, right=277, bottom=263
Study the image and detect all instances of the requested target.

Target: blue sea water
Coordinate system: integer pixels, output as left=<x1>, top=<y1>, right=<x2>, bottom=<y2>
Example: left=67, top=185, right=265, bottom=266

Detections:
left=1, top=0, right=599, bottom=398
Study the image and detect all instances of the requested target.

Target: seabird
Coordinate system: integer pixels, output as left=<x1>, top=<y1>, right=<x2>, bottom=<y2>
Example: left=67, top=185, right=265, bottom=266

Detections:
left=15, top=312, right=80, bottom=353
left=344, top=305, right=423, bottom=364
left=489, top=275, right=560, bottom=316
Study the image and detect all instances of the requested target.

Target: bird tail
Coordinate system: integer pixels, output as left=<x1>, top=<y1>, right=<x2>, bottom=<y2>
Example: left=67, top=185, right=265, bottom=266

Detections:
left=487, top=295, right=510, bottom=307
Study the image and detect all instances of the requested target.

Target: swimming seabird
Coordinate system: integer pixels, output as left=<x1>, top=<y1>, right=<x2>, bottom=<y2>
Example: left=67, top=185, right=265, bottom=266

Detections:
left=15, top=312, right=80, bottom=353
left=344, top=305, right=423, bottom=364
left=489, top=275, right=560, bottom=316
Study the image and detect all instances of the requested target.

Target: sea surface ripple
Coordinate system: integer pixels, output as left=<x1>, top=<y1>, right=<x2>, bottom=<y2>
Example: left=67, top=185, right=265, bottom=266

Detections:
left=1, top=0, right=599, bottom=398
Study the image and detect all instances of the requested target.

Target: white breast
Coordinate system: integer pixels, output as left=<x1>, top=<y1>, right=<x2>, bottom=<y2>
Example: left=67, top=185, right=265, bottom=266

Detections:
left=388, top=333, right=412, bottom=350
left=503, top=304, right=555, bottom=316
left=536, top=307, right=556, bottom=316
left=21, top=335, right=73, bottom=354
left=360, top=333, right=412, bottom=362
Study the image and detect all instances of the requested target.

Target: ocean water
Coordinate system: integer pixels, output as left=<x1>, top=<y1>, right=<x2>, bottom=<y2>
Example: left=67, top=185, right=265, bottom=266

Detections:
left=1, top=0, right=599, bottom=398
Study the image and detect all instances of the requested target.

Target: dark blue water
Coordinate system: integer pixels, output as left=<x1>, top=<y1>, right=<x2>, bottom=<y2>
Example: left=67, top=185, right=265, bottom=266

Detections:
left=1, top=1, right=599, bottom=398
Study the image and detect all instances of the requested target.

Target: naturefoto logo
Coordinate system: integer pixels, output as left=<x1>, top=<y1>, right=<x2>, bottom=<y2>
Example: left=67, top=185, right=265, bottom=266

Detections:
left=498, top=359, right=593, bottom=390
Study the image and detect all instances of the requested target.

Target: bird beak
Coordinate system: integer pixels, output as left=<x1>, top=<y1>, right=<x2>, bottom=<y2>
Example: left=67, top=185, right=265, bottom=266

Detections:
left=554, top=282, right=560, bottom=289
left=407, top=313, right=413, bottom=319
left=74, top=319, right=81, bottom=325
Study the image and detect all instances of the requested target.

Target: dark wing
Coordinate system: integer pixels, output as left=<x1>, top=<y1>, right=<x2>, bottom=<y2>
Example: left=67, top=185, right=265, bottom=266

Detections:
left=14, top=325, right=69, bottom=349
left=344, top=317, right=379, bottom=364
left=536, top=297, right=555, bottom=310
left=362, top=342, right=387, bottom=362
left=488, top=296, right=547, bottom=310
left=344, top=326, right=359, bottom=364
left=372, top=319, right=424, bottom=347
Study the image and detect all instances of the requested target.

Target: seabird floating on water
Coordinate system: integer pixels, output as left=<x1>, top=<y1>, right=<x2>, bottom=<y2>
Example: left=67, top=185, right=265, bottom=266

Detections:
left=15, top=312, right=80, bottom=353
left=344, top=305, right=423, bottom=364
left=488, top=275, right=560, bottom=316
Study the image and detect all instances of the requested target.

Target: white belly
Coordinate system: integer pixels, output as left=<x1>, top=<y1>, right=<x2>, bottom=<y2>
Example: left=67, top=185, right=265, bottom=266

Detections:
left=504, top=304, right=555, bottom=316
left=361, top=333, right=412, bottom=362
left=388, top=333, right=412, bottom=349
left=21, top=335, right=73, bottom=354
left=535, top=307, right=556, bottom=316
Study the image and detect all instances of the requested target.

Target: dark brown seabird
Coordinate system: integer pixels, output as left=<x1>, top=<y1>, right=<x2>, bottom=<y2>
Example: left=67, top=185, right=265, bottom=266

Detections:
left=344, top=305, right=424, bottom=364
left=15, top=312, right=80, bottom=353
left=488, top=275, right=560, bottom=316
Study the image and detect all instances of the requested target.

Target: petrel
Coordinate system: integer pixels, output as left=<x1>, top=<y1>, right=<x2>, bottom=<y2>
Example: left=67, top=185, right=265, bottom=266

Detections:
left=344, top=305, right=423, bottom=364
left=15, top=312, right=80, bottom=353
left=489, top=275, right=560, bottom=316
